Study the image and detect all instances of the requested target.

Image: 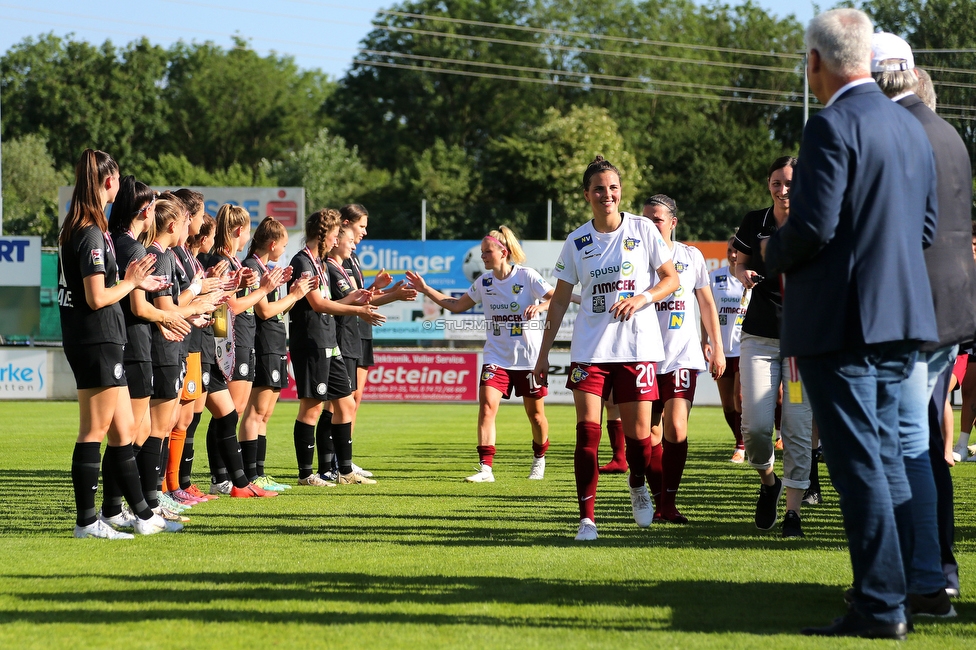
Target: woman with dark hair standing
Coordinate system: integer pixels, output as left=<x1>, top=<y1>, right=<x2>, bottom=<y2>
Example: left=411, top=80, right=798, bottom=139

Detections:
left=333, top=204, right=416, bottom=478
left=287, top=209, right=384, bottom=487
left=533, top=155, right=679, bottom=541
left=733, top=155, right=813, bottom=538
left=59, top=149, right=180, bottom=537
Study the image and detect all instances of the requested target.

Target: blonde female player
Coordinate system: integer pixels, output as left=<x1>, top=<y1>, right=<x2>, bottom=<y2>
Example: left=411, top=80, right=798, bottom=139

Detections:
left=534, top=156, right=679, bottom=541
left=407, top=226, right=555, bottom=482
left=642, top=194, right=725, bottom=524
left=240, top=217, right=314, bottom=489
left=58, top=149, right=179, bottom=537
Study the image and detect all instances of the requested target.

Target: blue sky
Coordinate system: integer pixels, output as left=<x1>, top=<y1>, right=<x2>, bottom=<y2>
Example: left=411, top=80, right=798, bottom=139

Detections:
left=0, top=0, right=819, bottom=79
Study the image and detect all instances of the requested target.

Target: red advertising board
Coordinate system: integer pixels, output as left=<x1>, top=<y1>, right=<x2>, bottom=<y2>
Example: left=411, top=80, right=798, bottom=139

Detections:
left=363, top=351, right=479, bottom=402
left=279, top=351, right=480, bottom=402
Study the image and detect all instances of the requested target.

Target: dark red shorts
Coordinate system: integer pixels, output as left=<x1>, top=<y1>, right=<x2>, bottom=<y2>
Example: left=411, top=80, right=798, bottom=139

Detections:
left=480, top=364, right=547, bottom=399
left=566, top=361, right=658, bottom=403
left=952, top=353, right=968, bottom=387
left=726, top=356, right=740, bottom=375
left=655, top=368, right=699, bottom=403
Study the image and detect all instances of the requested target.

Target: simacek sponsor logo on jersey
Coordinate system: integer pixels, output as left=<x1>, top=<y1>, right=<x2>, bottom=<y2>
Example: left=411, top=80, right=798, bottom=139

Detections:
left=589, top=265, right=619, bottom=279
left=491, top=313, right=524, bottom=323
left=592, top=279, right=636, bottom=295
left=669, top=312, right=685, bottom=329
left=623, top=237, right=640, bottom=251
left=621, top=261, right=634, bottom=276
left=574, top=234, right=594, bottom=250
left=718, top=305, right=747, bottom=315
left=656, top=299, right=686, bottom=312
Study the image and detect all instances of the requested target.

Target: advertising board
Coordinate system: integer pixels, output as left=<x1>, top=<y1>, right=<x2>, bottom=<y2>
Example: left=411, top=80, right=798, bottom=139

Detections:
left=0, top=348, right=48, bottom=399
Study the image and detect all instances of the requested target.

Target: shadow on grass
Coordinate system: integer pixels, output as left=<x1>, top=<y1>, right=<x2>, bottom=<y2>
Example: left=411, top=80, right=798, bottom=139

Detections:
left=0, top=572, right=914, bottom=635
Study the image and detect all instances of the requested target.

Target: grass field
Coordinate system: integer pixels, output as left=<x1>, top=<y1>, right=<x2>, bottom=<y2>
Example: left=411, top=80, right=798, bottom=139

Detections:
left=0, top=400, right=974, bottom=649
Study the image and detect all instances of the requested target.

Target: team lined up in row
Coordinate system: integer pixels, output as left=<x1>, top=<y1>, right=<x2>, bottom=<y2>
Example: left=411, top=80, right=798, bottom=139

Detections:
left=59, top=149, right=417, bottom=538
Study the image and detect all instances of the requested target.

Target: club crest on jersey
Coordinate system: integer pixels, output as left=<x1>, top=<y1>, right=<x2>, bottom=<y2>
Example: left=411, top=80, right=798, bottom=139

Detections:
left=186, top=380, right=197, bottom=393
left=669, top=312, right=685, bottom=329
left=621, top=261, right=634, bottom=276
left=482, top=369, right=495, bottom=381
left=674, top=261, right=688, bottom=273
left=239, top=363, right=249, bottom=376
left=555, top=258, right=565, bottom=271
left=512, top=284, right=523, bottom=295
left=202, top=372, right=211, bottom=387
left=623, top=237, right=640, bottom=251
left=719, top=314, right=728, bottom=326
left=482, top=276, right=493, bottom=287
left=592, top=295, right=606, bottom=313
left=316, top=382, right=327, bottom=395
left=570, top=366, right=589, bottom=384
left=574, top=234, right=594, bottom=250
left=271, top=370, right=280, bottom=382
left=113, top=363, right=123, bottom=379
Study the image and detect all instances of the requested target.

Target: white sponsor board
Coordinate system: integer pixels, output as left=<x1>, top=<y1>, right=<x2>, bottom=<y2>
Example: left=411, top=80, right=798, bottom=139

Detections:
left=59, top=187, right=305, bottom=230
left=0, top=237, right=41, bottom=286
left=0, top=349, right=48, bottom=398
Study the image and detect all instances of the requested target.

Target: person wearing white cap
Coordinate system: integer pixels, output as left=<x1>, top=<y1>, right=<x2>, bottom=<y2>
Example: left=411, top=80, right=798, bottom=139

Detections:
left=763, top=9, right=938, bottom=639
left=872, top=30, right=976, bottom=614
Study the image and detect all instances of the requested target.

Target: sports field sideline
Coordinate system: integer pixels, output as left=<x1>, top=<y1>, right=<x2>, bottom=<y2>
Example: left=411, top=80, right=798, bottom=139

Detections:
left=1, top=400, right=973, bottom=648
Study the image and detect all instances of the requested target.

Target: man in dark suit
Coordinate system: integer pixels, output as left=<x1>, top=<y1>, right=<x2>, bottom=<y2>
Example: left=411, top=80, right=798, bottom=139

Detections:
left=762, top=8, right=938, bottom=639
left=872, top=31, right=976, bottom=612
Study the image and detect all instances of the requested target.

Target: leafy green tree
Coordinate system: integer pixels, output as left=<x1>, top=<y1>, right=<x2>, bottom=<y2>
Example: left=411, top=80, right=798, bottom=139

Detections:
left=1, top=134, right=70, bottom=245
left=263, top=128, right=388, bottom=211
left=1, top=34, right=170, bottom=171
left=133, top=154, right=277, bottom=188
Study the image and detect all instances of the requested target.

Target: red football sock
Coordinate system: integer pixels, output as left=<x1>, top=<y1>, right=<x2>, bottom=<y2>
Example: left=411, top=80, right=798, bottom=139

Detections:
left=532, top=439, right=549, bottom=458
left=625, top=436, right=653, bottom=488
left=477, top=445, right=496, bottom=467
left=648, top=442, right=663, bottom=509
left=723, top=409, right=744, bottom=446
left=774, top=402, right=782, bottom=436
left=660, top=438, right=689, bottom=513
left=574, top=422, right=601, bottom=521
left=607, top=419, right=625, bottom=463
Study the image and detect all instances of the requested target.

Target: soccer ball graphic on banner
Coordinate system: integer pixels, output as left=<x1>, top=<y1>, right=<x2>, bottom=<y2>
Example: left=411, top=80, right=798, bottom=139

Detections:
left=462, top=245, right=484, bottom=283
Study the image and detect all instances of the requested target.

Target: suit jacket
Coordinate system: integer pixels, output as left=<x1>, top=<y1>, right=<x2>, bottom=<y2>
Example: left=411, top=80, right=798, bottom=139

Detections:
left=765, top=82, right=939, bottom=357
left=898, top=93, right=976, bottom=351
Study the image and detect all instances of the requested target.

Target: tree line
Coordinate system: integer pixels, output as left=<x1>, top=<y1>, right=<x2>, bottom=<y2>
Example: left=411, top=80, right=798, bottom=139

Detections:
left=1, top=0, right=973, bottom=246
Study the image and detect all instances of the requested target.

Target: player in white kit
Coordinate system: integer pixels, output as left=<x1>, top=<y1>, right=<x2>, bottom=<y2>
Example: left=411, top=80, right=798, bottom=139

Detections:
left=534, top=156, right=679, bottom=541
left=642, top=194, right=725, bottom=523
left=705, top=237, right=750, bottom=462
left=407, top=226, right=555, bottom=482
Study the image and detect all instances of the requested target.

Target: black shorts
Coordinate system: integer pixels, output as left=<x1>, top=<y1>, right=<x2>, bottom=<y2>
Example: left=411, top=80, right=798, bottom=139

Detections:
left=254, top=353, right=289, bottom=389
left=343, top=357, right=360, bottom=392
left=292, top=348, right=351, bottom=401
left=65, top=343, right=126, bottom=390
left=231, top=346, right=256, bottom=382
left=125, top=360, right=154, bottom=399
left=358, top=339, right=374, bottom=368
left=202, top=362, right=228, bottom=394
left=152, top=364, right=183, bottom=400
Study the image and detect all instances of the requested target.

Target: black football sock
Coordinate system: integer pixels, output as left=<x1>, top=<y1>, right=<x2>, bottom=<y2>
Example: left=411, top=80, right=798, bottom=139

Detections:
left=256, top=434, right=268, bottom=477
left=215, top=412, right=248, bottom=488
left=135, top=437, right=162, bottom=509
left=333, top=421, right=353, bottom=475
left=158, top=435, right=170, bottom=494
left=104, top=444, right=153, bottom=520
left=72, top=442, right=102, bottom=527
left=206, top=416, right=229, bottom=484
left=294, top=421, right=315, bottom=479
left=180, top=412, right=202, bottom=489
left=100, top=448, right=124, bottom=518
left=241, top=439, right=259, bottom=483
left=316, top=410, right=334, bottom=475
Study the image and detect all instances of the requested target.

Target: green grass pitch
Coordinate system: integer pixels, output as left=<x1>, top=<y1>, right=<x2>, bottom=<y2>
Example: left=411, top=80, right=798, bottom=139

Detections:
left=0, top=400, right=973, bottom=648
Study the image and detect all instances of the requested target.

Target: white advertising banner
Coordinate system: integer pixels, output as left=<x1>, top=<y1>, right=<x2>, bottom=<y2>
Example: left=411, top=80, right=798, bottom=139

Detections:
left=0, top=236, right=41, bottom=286
left=0, top=348, right=48, bottom=399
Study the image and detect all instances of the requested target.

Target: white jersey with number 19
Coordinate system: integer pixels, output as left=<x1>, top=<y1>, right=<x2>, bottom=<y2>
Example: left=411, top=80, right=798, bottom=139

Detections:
left=553, top=213, right=672, bottom=363
left=654, top=242, right=709, bottom=374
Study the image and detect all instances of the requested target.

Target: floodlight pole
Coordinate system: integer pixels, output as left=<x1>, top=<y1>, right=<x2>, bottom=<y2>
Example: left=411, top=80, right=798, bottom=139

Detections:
left=546, top=199, right=552, bottom=241
left=421, top=199, right=426, bottom=242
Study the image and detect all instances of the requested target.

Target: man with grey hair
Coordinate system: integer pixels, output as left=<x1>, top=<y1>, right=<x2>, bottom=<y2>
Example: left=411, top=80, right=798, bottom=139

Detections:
left=872, top=30, right=975, bottom=615
left=763, top=8, right=938, bottom=639
left=915, top=68, right=937, bottom=110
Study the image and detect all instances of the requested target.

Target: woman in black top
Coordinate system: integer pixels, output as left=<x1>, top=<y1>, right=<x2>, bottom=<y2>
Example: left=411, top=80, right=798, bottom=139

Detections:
left=287, top=208, right=384, bottom=486
left=239, top=217, right=313, bottom=489
left=336, top=204, right=416, bottom=478
left=59, top=149, right=178, bottom=538
left=733, top=155, right=813, bottom=538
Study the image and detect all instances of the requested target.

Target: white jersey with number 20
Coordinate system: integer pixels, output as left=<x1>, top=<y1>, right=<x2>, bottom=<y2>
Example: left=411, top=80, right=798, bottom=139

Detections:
left=553, top=213, right=672, bottom=364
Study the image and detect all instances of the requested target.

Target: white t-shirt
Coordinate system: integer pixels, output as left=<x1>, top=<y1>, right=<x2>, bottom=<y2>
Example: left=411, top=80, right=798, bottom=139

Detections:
left=655, top=242, right=709, bottom=374
left=553, top=213, right=672, bottom=363
left=466, top=265, right=553, bottom=369
left=709, top=265, right=749, bottom=358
